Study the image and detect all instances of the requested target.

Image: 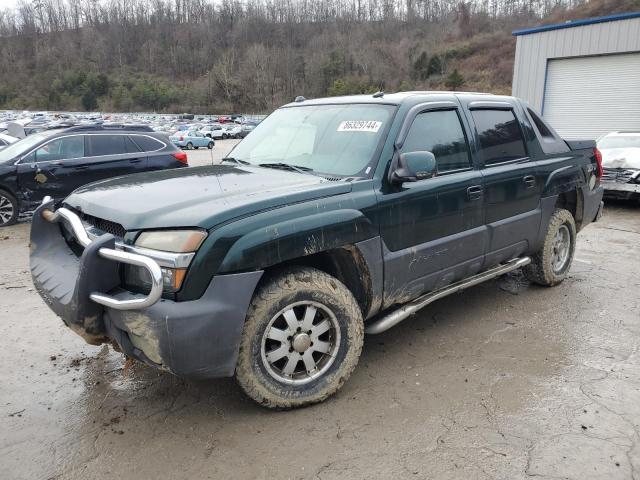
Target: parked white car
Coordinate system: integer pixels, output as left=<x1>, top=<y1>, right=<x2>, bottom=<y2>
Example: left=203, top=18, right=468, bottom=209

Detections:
left=597, top=131, right=640, bottom=200
left=222, top=123, right=242, bottom=139
left=200, top=124, right=224, bottom=139
left=0, top=133, right=19, bottom=148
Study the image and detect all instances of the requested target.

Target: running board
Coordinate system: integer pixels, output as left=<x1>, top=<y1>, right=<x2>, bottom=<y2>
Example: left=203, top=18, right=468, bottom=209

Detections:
left=365, top=257, right=531, bottom=335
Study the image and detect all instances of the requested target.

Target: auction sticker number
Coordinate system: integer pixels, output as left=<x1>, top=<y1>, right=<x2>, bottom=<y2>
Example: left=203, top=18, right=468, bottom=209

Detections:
left=337, top=121, right=382, bottom=133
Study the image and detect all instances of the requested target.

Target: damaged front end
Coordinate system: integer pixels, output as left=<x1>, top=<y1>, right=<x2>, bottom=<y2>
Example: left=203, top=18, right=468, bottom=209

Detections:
left=30, top=197, right=163, bottom=351
left=30, top=197, right=263, bottom=379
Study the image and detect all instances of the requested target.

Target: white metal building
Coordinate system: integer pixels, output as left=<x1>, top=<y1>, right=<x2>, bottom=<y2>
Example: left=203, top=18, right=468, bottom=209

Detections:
left=511, top=12, right=640, bottom=139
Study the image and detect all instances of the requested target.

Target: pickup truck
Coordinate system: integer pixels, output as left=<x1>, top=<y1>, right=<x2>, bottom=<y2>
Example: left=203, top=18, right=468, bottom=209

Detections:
left=30, top=92, right=604, bottom=408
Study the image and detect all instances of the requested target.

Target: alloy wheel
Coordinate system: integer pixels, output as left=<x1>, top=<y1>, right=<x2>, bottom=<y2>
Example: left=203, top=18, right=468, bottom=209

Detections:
left=261, top=301, right=340, bottom=385
left=0, top=194, right=14, bottom=225
left=551, top=224, right=571, bottom=273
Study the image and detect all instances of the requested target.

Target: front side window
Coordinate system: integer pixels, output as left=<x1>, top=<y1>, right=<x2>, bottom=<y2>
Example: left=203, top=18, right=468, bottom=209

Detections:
left=402, top=109, right=471, bottom=173
left=471, top=109, right=527, bottom=165
left=34, top=136, right=85, bottom=162
left=229, top=103, right=395, bottom=176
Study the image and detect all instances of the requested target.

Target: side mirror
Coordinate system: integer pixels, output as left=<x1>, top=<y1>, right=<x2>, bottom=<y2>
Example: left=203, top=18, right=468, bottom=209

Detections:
left=389, top=151, right=437, bottom=184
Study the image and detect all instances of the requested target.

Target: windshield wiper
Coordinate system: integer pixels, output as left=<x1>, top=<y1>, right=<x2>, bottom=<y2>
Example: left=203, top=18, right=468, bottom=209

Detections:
left=258, top=162, right=316, bottom=175
left=222, top=157, right=250, bottom=165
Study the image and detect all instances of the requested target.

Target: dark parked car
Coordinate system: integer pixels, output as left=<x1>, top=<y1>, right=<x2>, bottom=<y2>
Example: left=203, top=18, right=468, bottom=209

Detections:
left=0, top=124, right=188, bottom=226
left=30, top=92, right=603, bottom=408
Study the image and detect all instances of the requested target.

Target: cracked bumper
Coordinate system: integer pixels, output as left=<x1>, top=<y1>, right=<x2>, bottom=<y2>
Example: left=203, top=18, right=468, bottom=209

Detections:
left=30, top=199, right=263, bottom=379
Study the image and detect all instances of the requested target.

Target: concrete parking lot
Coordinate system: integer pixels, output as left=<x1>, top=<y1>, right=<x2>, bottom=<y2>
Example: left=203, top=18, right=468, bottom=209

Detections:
left=181, top=138, right=240, bottom=167
left=1, top=150, right=639, bottom=478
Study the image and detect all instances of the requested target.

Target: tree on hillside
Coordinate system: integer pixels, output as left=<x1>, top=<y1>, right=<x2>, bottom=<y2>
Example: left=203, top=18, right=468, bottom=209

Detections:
left=445, top=69, right=465, bottom=90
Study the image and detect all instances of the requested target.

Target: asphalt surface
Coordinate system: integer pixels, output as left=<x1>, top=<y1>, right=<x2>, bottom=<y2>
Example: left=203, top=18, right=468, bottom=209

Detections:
left=1, top=149, right=639, bottom=479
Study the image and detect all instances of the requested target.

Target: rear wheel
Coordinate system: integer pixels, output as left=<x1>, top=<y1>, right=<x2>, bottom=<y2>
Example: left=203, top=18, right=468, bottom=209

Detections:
left=0, top=191, right=18, bottom=227
left=236, top=267, right=364, bottom=409
left=207, top=141, right=214, bottom=149
left=186, top=142, right=193, bottom=150
left=525, top=208, right=576, bottom=286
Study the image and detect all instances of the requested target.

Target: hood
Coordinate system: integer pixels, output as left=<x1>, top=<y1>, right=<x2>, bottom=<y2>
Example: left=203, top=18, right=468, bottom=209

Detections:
left=64, top=164, right=352, bottom=231
left=600, top=147, right=640, bottom=170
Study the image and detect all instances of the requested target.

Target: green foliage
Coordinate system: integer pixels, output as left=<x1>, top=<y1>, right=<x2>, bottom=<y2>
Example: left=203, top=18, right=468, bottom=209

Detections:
left=444, top=69, right=465, bottom=91
left=130, top=77, right=180, bottom=111
left=412, top=51, right=430, bottom=80
left=326, top=77, right=378, bottom=96
left=427, top=56, right=443, bottom=76
left=322, top=50, right=346, bottom=88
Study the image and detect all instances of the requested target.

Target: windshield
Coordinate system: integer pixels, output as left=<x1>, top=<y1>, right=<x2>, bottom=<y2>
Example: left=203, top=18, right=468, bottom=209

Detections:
left=229, top=103, right=395, bottom=176
left=0, top=131, right=53, bottom=163
left=598, top=135, right=640, bottom=149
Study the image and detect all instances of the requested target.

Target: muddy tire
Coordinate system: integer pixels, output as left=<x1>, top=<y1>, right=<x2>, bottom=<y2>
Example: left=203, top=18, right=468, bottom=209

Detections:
left=235, top=267, right=364, bottom=409
left=525, top=208, right=576, bottom=286
left=0, top=190, right=18, bottom=227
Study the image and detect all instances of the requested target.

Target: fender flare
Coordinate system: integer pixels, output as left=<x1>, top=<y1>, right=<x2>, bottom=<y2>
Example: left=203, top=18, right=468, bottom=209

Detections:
left=217, top=209, right=377, bottom=273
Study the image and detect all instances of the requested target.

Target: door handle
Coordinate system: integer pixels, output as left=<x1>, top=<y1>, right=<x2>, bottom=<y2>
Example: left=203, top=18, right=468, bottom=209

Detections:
left=130, top=158, right=143, bottom=163
left=523, top=175, right=536, bottom=188
left=74, top=165, right=89, bottom=171
left=467, top=185, right=483, bottom=200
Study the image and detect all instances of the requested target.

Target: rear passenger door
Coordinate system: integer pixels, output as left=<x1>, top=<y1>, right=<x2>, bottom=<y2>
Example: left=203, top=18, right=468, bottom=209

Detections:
left=82, top=134, right=148, bottom=185
left=465, top=104, right=541, bottom=266
left=376, top=103, right=486, bottom=306
left=130, top=134, right=172, bottom=171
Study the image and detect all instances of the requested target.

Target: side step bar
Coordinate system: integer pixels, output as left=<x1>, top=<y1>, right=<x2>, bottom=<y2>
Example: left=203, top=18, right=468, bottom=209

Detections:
left=365, top=257, right=531, bottom=335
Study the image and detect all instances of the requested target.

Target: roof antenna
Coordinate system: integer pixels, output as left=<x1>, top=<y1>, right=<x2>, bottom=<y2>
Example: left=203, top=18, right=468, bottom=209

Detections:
left=294, top=96, right=306, bottom=103
left=372, top=91, right=384, bottom=98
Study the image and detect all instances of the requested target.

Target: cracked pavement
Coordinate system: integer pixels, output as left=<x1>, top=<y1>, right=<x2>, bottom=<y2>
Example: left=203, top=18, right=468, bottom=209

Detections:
left=1, top=202, right=639, bottom=480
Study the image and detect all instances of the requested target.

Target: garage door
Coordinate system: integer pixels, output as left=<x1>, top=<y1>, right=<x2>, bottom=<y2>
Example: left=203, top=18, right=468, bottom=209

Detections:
left=543, top=52, right=640, bottom=140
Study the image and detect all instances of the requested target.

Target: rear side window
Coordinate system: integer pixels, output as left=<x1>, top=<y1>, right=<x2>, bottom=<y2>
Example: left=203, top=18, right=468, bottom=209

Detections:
left=87, top=135, right=139, bottom=156
left=34, top=136, right=85, bottom=162
left=526, top=108, right=569, bottom=155
left=131, top=135, right=164, bottom=152
left=402, top=109, right=471, bottom=173
left=471, top=109, right=527, bottom=165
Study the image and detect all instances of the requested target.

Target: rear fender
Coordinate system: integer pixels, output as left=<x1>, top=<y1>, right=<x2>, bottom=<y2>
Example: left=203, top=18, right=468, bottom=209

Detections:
left=541, top=164, right=585, bottom=198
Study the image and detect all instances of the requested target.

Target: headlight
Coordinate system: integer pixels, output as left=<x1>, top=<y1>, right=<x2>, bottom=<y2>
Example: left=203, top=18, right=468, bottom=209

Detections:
left=124, top=229, right=207, bottom=293
left=135, top=229, right=207, bottom=253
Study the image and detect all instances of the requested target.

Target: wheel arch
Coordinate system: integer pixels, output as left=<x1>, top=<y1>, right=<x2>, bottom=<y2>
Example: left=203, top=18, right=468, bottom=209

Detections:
left=258, top=240, right=382, bottom=321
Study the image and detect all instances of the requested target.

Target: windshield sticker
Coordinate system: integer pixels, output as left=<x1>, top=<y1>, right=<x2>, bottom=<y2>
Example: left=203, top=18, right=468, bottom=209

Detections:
left=337, top=121, right=382, bottom=133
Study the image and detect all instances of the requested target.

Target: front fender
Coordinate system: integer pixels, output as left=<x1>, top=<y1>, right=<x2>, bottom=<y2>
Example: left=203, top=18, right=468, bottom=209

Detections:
left=218, top=209, right=376, bottom=272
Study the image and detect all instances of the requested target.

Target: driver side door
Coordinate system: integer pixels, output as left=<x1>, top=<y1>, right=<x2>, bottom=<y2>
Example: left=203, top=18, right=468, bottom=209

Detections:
left=375, top=104, right=487, bottom=307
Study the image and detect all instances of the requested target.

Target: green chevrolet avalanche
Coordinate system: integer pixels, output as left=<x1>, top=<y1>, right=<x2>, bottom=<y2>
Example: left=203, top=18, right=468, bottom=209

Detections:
left=31, top=92, right=604, bottom=408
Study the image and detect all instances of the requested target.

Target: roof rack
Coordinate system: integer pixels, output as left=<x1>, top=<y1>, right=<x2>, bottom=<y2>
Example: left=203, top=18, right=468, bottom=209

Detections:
left=63, top=123, right=153, bottom=133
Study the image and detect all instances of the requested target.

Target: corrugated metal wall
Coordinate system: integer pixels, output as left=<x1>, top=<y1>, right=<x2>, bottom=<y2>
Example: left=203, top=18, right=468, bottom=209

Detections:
left=512, top=17, right=640, bottom=111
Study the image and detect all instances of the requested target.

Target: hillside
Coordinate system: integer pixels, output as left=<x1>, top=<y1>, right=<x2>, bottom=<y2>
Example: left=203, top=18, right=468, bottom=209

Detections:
left=0, top=0, right=637, bottom=113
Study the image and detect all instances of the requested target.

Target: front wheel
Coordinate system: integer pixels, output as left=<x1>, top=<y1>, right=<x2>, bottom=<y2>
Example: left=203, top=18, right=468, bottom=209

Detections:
left=235, top=267, right=364, bottom=409
left=0, top=191, right=18, bottom=227
left=207, top=141, right=214, bottom=149
left=186, top=142, right=193, bottom=150
left=525, top=208, right=576, bottom=286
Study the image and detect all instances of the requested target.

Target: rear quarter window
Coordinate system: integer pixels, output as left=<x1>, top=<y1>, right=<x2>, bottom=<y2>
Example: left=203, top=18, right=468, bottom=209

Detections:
left=131, top=135, right=165, bottom=152
left=525, top=108, right=569, bottom=155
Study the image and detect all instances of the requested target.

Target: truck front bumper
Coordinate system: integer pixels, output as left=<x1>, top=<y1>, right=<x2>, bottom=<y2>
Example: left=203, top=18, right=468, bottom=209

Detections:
left=30, top=198, right=263, bottom=379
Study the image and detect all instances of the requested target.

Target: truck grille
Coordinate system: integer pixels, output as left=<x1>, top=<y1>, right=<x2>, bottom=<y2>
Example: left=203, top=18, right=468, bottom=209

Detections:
left=602, top=167, right=636, bottom=184
left=77, top=212, right=127, bottom=238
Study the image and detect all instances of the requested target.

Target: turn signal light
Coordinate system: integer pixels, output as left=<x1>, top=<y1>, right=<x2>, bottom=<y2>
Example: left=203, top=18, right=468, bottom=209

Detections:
left=172, top=152, right=188, bottom=165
